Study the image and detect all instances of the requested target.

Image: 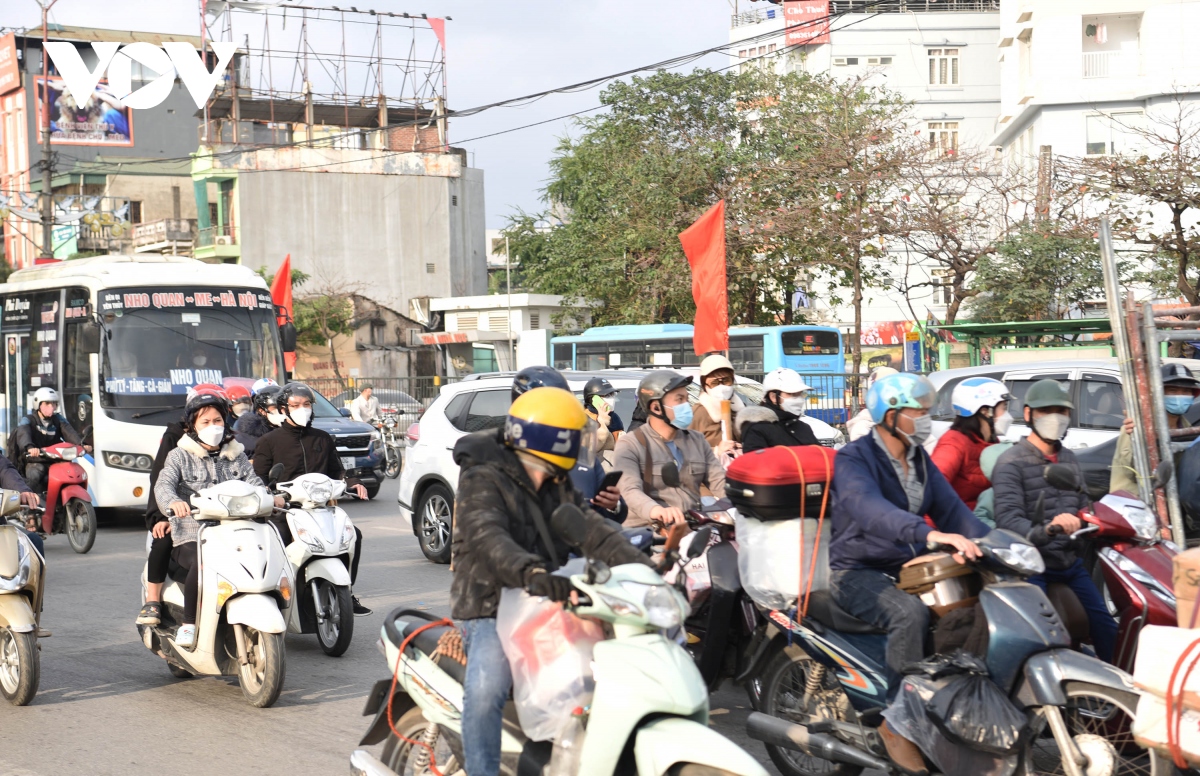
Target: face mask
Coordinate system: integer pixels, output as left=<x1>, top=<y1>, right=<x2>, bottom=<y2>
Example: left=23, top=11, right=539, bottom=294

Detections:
left=904, top=414, right=933, bottom=446
left=667, top=402, right=693, bottom=430
left=197, top=424, right=225, bottom=447
left=1165, top=396, right=1195, bottom=416
left=288, top=407, right=312, bottom=427
left=992, top=413, right=1013, bottom=437
left=193, top=356, right=207, bottom=367
left=709, top=385, right=734, bottom=402
left=1033, top=412, right=1070, bottom=442
left=781, top=397, right=808, bottom=416
left=267, top=411, right=286, bottom=427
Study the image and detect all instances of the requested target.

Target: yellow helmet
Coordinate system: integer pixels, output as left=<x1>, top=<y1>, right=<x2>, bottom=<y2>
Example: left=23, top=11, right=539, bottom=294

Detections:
left=504, top=387, right=589, bottom=471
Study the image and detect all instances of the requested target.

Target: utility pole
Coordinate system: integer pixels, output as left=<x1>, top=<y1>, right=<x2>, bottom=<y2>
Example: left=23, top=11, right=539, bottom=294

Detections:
left=37, top=0, right=59, bottom=261
left=505, top=234, right=514, bottom=370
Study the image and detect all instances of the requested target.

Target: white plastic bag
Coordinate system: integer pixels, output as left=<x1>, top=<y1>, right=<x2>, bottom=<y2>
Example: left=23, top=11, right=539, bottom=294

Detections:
left=495, top=587, right=605, bottom=742
left=663, top=530, right=715, bottom=603
left=735, top=511, right=830, bottom=612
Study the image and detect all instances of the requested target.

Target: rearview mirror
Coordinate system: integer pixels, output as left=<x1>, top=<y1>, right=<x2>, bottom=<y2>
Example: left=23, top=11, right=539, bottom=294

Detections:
left=339, top=407, right=352, bottom=418
left=279, top=321, right=297, bottom=353
left=550, top=503, right=588, bottom=549
left=1044, top=464, right=1082, bottom=493
left=687, top=527, right=713, bottom=560
left=268, top=462, right=285, bottom=487
left=1154, top=459, right=1175, bottom=490
left=587, top=558, right=611, bottom=585
left=79, top=322, right=101, bottom=355
left=661, top=461, right=681, bottom=489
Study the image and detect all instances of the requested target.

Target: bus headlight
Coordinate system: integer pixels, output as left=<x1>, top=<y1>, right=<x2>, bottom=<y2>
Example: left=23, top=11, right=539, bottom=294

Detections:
left=104, top=451, right=152, bottom=472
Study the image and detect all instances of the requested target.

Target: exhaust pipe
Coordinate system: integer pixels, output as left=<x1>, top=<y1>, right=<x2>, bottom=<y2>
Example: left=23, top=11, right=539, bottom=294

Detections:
left=747, top=712, right=892, bottom=772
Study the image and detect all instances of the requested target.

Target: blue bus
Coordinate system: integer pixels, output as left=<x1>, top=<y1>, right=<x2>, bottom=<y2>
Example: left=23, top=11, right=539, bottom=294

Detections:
left=550, top=324, right=848, bottom=422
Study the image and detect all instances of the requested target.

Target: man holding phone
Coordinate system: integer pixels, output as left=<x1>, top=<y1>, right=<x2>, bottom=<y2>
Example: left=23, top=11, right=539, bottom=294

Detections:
left=584, top=377, right=624, bottom=456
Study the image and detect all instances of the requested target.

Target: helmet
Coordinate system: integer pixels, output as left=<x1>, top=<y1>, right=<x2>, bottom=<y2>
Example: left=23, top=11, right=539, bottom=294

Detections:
left=227, top=384, right=251, bottom=404
left=951, top=377, right=1010, bottom=417
left=189, top=383, right=228, bottom=401
left=32, top=387, right=59, bottom=406
left=582, top=377, right=616, bottom=411
left=763, top=367, right=813, bottom=395
left=699, top=354, right=735, bottom=382
left=637, top=370, right=692, bottom=413
left=277, top=381, right=317, bottom=426
left=184, top=391, right=229, bottom=429
left=1162, top=363, right=1200, bottom=391
left=512, top=365, right=569, bottom=402
left=866, top=373, right=936, bottom=423
left=1024, top=379, right=1074, bottom=410
left=866, top=366, right=899, bottom=392
left=252, top=385, right=281, bottom=414
left=504, top=387, right=589, bottom=471
left=251, top=377, right=278, bottom=395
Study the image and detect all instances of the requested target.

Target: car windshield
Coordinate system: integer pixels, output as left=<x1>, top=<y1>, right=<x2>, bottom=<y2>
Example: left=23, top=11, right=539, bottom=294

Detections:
left=310, top=388, right=343, bottom=419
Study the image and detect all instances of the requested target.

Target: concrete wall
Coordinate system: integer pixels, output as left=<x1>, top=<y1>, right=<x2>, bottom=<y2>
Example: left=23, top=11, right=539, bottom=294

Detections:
left=105, top=174, right=198, bottom=222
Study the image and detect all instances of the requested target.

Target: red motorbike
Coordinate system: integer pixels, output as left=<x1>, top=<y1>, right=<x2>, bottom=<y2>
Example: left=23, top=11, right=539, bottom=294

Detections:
left=1044, top=463, right=1178, bottom=672
left=28, top=442, right=96, bottom=554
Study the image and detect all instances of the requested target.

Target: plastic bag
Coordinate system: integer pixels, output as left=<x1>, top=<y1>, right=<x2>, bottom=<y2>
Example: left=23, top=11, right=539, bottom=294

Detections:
left=904, top=650, right=989, bottom=680
left=495, top=587, right=605, bottom=742
left=734, top=511, right=829, bottom=611
left=925, top=672, right=1028, bottom=755
left=663, top=530, right=715, bottom=604
left=882, top=675, right=1018, bottom=776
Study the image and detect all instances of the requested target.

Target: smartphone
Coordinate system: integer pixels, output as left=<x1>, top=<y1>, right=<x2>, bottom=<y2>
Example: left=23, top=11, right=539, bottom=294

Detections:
left=592, top=395, right=608, bottom=411
left=600, top=470, right=623, bottom=490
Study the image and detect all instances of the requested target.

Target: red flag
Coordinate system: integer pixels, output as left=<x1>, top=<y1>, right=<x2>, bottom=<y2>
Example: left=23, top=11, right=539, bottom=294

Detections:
left=679, top=201, right=728, bottom=356
left=271, top=255, right=296, bottom=371
left=427, top=18, right=446, bottom=52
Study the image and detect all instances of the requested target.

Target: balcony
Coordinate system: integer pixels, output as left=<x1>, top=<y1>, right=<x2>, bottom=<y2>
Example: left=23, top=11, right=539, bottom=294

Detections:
left=76, top=221, right=131, bottom=254
left=1083, top=49, right=1139, bottom=79
left=132, top=219, right=196, bottom=255
left=193, top=224, right=240, bottom=262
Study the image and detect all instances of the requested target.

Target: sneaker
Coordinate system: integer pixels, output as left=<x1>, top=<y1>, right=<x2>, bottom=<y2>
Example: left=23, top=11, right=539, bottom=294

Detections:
left=352, top=596, right=372, bottom=616
left=175, top=624, right=197, bottom=649
left=136, top=602, right=161, bottom=626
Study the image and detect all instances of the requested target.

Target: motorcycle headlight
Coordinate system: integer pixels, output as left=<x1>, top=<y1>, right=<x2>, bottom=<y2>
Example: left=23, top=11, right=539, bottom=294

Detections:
left=1117, top=505, right=1160, bottom=541
left=370, top=430, right=382, bottom=442
left=294, top=526, right=324, bottom=553
left=341, top=523, right=355, bottom=551
left=219, top=493, right=262, bottom=517
left=0, top=538, right=31, bottom=592
left=992, top=543, right=1046, bottom=575
left=618, top=581, right=685, bottom=629
left=304, top=482, right=333, bottom=504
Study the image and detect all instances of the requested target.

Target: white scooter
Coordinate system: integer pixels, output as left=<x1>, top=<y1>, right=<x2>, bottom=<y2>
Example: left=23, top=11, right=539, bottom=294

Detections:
left=275, top=472, right=357, bottom=656
left=0, top=490, right=45, bottom=706
left=137, top=479, right=294, bottom=708
left=350, top=506, right=769, bottom=776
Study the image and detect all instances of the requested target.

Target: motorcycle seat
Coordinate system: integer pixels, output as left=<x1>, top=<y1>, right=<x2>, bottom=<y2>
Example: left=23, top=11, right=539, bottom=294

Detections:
left=398, top=618, right=467, bottom=686
left=805, top=590, right=886, bottom=635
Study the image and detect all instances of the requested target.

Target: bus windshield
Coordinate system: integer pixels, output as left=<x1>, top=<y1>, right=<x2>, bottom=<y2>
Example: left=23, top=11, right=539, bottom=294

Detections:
left=99, top=286, right=282, bottom=413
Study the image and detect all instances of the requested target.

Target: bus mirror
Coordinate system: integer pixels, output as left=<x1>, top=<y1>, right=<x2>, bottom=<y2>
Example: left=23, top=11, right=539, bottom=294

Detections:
left=79, top=322, right=101, bottom=355
left=279, top=321, right=297, bottom=353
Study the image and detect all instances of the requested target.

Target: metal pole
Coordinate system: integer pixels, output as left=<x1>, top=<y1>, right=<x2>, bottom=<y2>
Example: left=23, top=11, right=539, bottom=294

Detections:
left=38, top=1, right=59, bottom=261
left=1144, top=302, right=1187, bottom=541
left=505, top=235, right=513, bottom=370
left=1127, top=299, right=1168, bottom=523
left=1099, top=219, right=1154, bottom=506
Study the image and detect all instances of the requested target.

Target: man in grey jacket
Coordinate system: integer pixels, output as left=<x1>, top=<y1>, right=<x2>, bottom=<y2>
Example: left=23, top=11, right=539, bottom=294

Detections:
left=613, top=371, right=726, bottom=528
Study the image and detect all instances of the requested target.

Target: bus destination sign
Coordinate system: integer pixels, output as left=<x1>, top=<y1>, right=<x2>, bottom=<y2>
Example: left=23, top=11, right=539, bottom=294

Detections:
left=99, top=287, right=274, bottom=314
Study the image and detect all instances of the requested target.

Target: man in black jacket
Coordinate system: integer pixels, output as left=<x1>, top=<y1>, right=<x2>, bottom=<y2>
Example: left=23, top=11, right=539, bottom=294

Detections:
left=452, top=386, right=651, bottom=776
left=992, top=379, right=1117, bottom=662
left=252, top=382, right=370, bottom=615
left=738, top=367, right=820, bottom=452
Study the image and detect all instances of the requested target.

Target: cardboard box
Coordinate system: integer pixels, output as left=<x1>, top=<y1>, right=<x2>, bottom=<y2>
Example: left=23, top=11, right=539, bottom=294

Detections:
left=1134, top=625, right=1200, bottom=708
left=1174, top=547, right=1200, bottom=628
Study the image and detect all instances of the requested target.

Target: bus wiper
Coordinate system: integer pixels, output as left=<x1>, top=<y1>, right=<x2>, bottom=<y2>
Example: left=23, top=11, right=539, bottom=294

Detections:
left=131, top=407, right=183, bottom=419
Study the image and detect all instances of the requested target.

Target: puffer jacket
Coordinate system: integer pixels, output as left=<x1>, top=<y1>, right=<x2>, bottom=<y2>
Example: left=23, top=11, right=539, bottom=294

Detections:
left=450, top=429, right=652, bottom=621
left=155, top=434, right=263, bottom=546
left=992, top=437, right=1089, bottom=570
left=736, top=404, right=820, bottom=452
left=931, top=428, right=993, bottom=510
left=233, top=412, right=274, bottom=457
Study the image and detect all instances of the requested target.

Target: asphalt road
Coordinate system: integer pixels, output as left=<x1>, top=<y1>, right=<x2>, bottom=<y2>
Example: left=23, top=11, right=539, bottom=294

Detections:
left=0, top=477, right=785, bottom=776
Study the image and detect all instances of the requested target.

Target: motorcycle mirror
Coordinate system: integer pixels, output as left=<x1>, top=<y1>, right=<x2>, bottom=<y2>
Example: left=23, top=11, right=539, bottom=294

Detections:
left=687, top=527, right=713, bottom=560
left=550, top=504, right=588, bottom=549
left=661, top=461, right=681, bottom=489
left=1043, top=463, right=1082, bottom=493
left=268, top=462, right=285, bottom=487
left=1154, top=459, right=1175, bottom=490
left=587, top=558, right=611, bottom=585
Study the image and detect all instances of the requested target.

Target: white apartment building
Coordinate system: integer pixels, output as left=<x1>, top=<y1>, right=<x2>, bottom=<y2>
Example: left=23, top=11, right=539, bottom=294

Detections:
left=729, top=0, right=1001, bottom=326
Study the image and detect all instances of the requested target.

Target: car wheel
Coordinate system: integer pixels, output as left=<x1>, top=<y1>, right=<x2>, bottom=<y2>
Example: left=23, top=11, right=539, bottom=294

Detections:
left=416, top=483, right=453, bottom=564
left=364, top=483, right=380, bottom=500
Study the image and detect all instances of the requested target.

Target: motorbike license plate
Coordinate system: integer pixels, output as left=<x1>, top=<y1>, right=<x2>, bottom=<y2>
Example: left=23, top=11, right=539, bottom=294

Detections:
left=340, top=456, right=356, bottom=471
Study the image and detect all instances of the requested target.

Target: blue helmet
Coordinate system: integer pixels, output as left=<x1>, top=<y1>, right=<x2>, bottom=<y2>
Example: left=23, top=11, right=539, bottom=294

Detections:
left=866, top=373, right=936, bottom=424
left=511, top=365, right=569, bottom=402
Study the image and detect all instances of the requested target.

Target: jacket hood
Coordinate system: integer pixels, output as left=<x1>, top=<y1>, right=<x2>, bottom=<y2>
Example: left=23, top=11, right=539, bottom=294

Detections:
left=236, top=413, right=274, bottom=439
left=178, top=433, right=245, bottom=461
left=735, top=405, right=781, bottom=436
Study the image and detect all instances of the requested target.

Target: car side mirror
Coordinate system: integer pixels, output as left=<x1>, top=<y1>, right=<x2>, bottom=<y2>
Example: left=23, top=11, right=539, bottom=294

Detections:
left=661, top=461, right=681, bottom=489
left=1154, top=459, right=1175, bottom=490
left=339, top=407, right=351, bottom=418
left=278, top=321, right=297, bottom=353
left=550, top=503, right=588, bottom=549
left=1044, top=464, right=1082, bottom=493
left=687, top=526, right=713, bottom=560
left=268, top=462, right=285, bottom=487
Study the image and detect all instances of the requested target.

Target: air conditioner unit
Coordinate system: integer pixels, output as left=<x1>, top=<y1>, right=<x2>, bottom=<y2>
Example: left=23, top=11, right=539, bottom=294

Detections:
left=213, top=235, right=233, bottom=246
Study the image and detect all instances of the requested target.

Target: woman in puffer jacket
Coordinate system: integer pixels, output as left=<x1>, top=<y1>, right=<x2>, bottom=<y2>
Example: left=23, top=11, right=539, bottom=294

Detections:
left=930, top=377, right=1012, bottom=510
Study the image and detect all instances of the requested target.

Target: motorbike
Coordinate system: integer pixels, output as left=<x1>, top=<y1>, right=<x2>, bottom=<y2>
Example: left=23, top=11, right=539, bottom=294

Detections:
left=377, top=418, right=403, bottom=480
left=744, top=528, right=1168, bottom=776
left=349, top=504, right=770, bottom=776
left=0, top=489, right=45, bottom=706
left=28, top=442, right=96, bottom=554
left=137, top=477, right=293, bottom=707
left=276, top=472, right=357, bottom=656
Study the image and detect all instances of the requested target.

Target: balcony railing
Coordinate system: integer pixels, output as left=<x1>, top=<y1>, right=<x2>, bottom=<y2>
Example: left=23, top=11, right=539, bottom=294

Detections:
left=196, top=224, right=238, bottom=248
left=1083, top=50, right=1138, bottom=79
left=132, top=219, right=196, bottom=249
left=76, top=222, right=131, bottom=253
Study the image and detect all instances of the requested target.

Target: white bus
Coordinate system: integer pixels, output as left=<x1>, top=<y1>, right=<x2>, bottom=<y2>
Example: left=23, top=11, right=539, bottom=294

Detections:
left=0, top=255, right=289, bottom=509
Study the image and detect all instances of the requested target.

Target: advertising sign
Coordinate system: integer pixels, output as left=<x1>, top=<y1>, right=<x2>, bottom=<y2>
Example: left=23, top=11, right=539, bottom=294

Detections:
left=37, top=77, right=134, bottom=146
left=783, top=1, right=832, bottom=47
left=0, top=33, right=19, bottom=96
left=31, top=298, right=58, bottom=389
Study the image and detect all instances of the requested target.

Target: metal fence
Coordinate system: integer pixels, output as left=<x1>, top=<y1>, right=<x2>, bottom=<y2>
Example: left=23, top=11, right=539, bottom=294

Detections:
left=307, top=376, right=458, bottom=417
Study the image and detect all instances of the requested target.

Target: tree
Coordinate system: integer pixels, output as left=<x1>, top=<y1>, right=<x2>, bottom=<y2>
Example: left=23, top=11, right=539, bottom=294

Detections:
left=291, top=261, right=364, bottom=388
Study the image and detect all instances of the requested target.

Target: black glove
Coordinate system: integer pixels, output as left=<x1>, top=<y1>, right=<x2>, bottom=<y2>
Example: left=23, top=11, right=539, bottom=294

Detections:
left=525, top=568, right=573, bottom=602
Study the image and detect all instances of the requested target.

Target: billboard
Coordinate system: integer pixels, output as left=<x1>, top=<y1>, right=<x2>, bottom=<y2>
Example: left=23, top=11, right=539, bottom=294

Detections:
left=37, top=77, right=134, bottom=146
left=784, top=1, right=832, bottom=47
left=0, top=33, right=18, bottom=96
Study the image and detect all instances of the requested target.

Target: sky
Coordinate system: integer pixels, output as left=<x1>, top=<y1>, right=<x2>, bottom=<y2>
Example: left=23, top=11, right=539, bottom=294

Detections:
left=0, top=0, right=737, bottom=228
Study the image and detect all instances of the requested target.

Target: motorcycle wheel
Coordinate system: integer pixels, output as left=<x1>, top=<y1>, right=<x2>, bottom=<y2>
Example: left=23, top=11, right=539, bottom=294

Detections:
left=237, top=626, right=285, bottom=708
left=0, top=628, right=39, bottom=706
left=167, top=663, right=193, bottom=679
left=385, top=446, right=402, bottom=479
left=65, top=498, right=97, bottom=554
left=1026, top=681, right=1166, bottom=776
left=314, top=580, right=354, bottom=657
left=760, top=647, right=862, bottom=776
left=380, top=707, right=463, bottom=776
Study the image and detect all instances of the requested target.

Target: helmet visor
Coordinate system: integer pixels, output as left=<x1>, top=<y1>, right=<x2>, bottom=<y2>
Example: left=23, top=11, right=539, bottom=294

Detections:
left=577, top=418, right=600, bottom=471
left=911, top=377, right=936, bottom=410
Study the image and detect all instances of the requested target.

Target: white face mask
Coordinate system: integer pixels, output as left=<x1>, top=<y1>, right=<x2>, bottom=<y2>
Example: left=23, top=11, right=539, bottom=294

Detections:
left=781, top=396, right=808, bottom=416
left=193, top=355, right=207, bottom=367
left=197, top=424, right=225, bottom=447
left=1033, top=412, right=1070, bottom=442
left=897, top=413, right=932, bottom=446
left=288, top=407, right=312, bottom=427
left=267, top=411, right=286, bottom=427
left=709, top=385, right=735, bottom=402
left=992, top=413, right=1013, bottom=437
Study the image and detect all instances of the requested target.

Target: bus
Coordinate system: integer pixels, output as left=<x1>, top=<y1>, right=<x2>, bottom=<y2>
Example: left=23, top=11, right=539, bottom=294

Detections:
left=0, top=255, right=288, bottom=508
left=550, top=323, right=849, bottom=422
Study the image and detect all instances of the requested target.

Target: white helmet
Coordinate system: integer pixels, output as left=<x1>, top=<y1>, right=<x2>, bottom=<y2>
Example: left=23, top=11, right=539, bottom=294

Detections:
left=699, top=354, right=735, bottom=379
left=763, top=367, right=813, bottom=395
left=32, top=387, right=59, bottom=406
left=251, top=377, right=278, bottom=395
left=866, top=366, right=899, bottom=391
left=951, top=377, right=1010, bottom=417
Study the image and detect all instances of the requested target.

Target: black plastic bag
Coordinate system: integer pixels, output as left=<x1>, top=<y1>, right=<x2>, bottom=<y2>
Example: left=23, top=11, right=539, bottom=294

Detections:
left=925, top=672, right=1028, bottom=755
left=904, top=650, right=988, bottom=680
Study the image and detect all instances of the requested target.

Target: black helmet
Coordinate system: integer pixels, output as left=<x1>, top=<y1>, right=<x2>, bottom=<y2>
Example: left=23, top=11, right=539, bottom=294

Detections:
left=1162, top=363, right=1200, bottom=391
left=583, top=377, right=616, bottom=412
left=184, top=392, right=232, bottom=446
left=277, top=381, right=317, bottom=427
left=512, top=365, right=569, bottom=402
left=636, top=370, right=692, bottom=413
left=252, top=384, right=282, bottom=415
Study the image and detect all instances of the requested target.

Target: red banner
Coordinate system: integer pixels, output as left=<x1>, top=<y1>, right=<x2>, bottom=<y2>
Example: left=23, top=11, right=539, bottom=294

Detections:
left=271, top=255, right=296, bottom=371
left=784, top=1, right=831, bottom=47
left=679, top=201, right=729, bottom=356
left=0, top=33, right=18, bottom=97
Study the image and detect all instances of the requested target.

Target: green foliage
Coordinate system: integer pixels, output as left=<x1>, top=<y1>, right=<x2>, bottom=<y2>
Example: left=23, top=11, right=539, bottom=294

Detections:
left=967, top=226, right=1104, bottom=322
left=292, top=295, right=355, bottom=347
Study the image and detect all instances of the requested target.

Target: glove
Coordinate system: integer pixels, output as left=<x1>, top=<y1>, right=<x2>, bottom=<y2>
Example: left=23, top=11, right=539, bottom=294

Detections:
left=524, top=568, right=573, bottom=602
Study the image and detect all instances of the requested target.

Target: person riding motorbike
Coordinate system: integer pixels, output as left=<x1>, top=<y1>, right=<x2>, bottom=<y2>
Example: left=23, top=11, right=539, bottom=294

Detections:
left=991, top=378, right=1118, bottom=663
left=931, top=377, right=1011, bottom=510
left=15, top=387, right=89, bottom=495
left=450, top=385, right=652, bottom=776
left=227, top=384, right=252, bottom=418
left=350, top=384, right=381, bottom=425
left=614, top=370, right=726, bottom=528
left=251, top=381, right=371, bottom=616
left=845, top=366, right=898, bottom=442
left=736, top=367, right=820, bottom=451
left=582, top=376, right=623, bottom=455
left=827, top=372, right=990, bottom=775
left=152, top=392, right=283, bottom=648
left=689, top=354, right=742, bottom=456
left=233, top=384, right=283, bottom=458
left=1111, top=362, right=1199, bottom=495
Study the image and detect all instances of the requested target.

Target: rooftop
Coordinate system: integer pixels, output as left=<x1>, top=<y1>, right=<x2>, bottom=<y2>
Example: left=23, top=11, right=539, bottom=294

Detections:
left=23, top=25, right=204, bottom=48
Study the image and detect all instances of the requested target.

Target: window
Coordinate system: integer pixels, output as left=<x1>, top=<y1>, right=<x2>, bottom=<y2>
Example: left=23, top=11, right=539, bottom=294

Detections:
left=208, top=202, right=219, bottom=226
left=426, top=263, right=436, bottom=274
left=728, top=335, right=765, bottom=373
left=932, top=373, right=1004, bottom=421
left=128, top=201, right=143, bottom=224
left=867, top=56, right=893, bottom=66
left=781, top=330, right=840, bottom=356
left=444, top=392, right=472, bottom=429
left=1078, top=373, right=1125, bottom=430
left=451, top=195, right=458, bottom=206
left=529, top=312, right=540, bottom=330
left=1006, top=373, right=1071, bottom=424
left=487, top=312, right=509, bottom=333
left=1086, top=111, right=1146, bottom=156
left=738, top=50, right=748, bottom=58
left=456, top=313, right=478, bottom=331
left=928, top=48, right=960, bottom=85
left=927, top=121, right=959, bottom=154
left=460, top=389, right=511, bottom=432
left=833, top=57, right=859, bottom=66
left=931, top=270, right=954, bottom=305
left=552, top=343, right=573, bottom=370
